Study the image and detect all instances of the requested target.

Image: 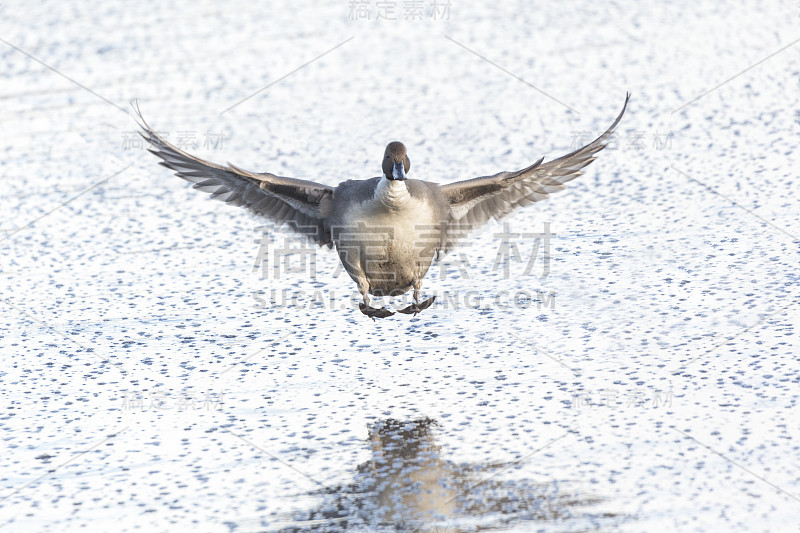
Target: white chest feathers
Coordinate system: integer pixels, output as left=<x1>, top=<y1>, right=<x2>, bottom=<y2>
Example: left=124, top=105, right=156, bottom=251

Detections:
left=374, top=177, right=412, bottom=208
left=343, top=178, right=438, bottom=243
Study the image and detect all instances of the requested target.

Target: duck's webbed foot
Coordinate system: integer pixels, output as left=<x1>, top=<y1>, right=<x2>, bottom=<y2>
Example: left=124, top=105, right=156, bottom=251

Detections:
left=359, top=303, right=395, bottom=320
left=398, top=296, right=436, bottom=316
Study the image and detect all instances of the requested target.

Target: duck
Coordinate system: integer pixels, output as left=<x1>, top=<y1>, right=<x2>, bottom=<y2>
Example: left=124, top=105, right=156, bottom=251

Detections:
left=137, top=94, right=628, bottom=319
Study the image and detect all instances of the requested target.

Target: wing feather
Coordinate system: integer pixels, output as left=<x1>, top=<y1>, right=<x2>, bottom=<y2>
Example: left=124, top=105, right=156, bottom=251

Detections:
left=134, top=104, right=334, bottom=247
left=440, top=94, right=629, bottom=251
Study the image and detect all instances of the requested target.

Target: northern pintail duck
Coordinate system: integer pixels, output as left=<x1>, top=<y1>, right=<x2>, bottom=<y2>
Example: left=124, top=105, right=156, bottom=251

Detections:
left=137, top=94, right=628, bottom=319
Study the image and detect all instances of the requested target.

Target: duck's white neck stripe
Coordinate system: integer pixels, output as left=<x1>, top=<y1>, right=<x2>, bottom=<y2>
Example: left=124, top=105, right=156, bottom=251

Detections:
left=374, top=177, right=410, bottom=206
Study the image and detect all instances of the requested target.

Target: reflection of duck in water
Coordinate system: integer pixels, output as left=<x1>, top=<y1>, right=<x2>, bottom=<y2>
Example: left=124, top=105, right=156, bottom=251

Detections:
left=275, top=418, right=617, bottom=532
left=361, top=418, right=456, bottom=530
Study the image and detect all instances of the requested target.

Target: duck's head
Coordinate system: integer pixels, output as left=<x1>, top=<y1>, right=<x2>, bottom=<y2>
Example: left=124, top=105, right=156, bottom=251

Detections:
left=382, top=141, right=410, bottom=181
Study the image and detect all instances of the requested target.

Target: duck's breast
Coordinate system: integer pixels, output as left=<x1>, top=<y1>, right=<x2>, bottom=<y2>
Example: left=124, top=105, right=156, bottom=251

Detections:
left=333, top=183, right=444, bottom=292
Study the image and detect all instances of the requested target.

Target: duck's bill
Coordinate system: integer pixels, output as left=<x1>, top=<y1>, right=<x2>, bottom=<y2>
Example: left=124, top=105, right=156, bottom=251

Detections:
left=391, top=160, right=407, bottom=181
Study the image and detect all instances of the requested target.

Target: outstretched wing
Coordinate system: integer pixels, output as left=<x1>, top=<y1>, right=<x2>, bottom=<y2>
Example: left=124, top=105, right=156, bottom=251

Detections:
left=135, top=104, right=334, bottom=247
left=440, top=94, right=629, bottom=250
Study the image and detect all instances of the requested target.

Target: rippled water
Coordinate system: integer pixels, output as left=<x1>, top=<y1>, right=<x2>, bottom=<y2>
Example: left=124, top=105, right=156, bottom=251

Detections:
left=1, top=1, right=798, bottom=531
